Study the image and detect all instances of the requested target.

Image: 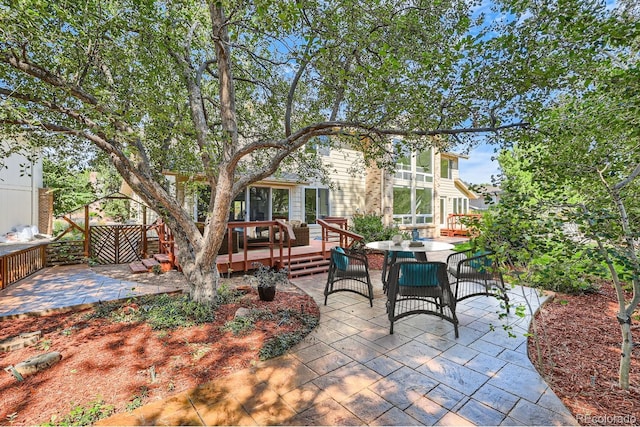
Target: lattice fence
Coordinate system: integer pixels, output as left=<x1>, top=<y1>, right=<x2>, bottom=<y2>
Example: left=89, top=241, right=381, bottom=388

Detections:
left=90, top=225, right=144, bottom=264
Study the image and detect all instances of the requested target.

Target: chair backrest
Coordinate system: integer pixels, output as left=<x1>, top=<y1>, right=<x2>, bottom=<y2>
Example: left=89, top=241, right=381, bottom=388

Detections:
left=466, top=250, right=495, bottom=274
left=398, top=262, right=439, bottom=286
left=331, top=247, right=349, bottom=270
left=390, top=261, right=450, bottom=291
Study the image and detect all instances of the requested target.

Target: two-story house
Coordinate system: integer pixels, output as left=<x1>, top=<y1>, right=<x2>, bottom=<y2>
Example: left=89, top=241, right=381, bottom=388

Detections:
left=171, top=141, right=476, bottom=239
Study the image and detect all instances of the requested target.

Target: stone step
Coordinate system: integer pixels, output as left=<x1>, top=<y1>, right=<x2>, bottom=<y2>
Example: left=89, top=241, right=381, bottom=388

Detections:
left=153, top=253, right=171, bottom=263
left=0, top=331, right=42, bottom=352
left=129, top=262, right=148, bottom=274
left=142, top=258, right=160, bottom=269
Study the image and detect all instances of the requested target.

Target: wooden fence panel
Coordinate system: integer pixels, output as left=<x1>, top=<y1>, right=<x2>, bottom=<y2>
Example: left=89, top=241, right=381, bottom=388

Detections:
left=0, top=244, right=47, bottom=289
left=46, top=240, right=85, bottom=266
left=90, top=225, right=144, bottom=264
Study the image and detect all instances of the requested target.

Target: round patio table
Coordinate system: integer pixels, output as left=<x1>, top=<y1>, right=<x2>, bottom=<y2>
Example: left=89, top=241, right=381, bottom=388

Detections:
left=366, top=240, right=455, bottom=291
left=365, top=240, right=454, bottom=257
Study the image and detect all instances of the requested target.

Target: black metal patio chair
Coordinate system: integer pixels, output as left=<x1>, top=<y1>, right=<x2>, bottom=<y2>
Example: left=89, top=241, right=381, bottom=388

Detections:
left=446, top=250, right=509, bottom=310
left=324, top=247, right=374, bottom=307
left=386, top=261, right=459, bottom=337
left=381, top=250, right=419, bottom=294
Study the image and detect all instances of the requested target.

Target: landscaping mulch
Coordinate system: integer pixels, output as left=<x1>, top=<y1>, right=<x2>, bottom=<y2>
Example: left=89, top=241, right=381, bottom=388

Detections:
left=529, top=283, right=640, bottom=425
left=0, top=270, right=318, bottom=426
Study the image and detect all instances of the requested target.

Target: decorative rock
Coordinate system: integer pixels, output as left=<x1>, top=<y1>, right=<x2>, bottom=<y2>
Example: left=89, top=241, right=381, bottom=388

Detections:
left=234, top=307, right=252, bottom=319
left=9, top=352, right=62, bottom=378
left=0, top=331, right=42, bottom=352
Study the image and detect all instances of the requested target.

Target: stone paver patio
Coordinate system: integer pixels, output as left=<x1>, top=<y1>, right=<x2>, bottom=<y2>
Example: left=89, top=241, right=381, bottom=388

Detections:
left=0, top=264, right=183, bottom=317
left=0, top=252, right=578, bottom=426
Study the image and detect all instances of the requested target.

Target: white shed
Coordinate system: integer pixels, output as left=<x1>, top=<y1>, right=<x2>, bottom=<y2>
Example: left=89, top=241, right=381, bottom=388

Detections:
left=0, top=150, right=43, bottom=236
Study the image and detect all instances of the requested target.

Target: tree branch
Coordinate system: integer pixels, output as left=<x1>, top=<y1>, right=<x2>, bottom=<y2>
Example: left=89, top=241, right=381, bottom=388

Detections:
left=285, top=43, right=312, bottom=137
left=0, top=50, right=134, bottom=134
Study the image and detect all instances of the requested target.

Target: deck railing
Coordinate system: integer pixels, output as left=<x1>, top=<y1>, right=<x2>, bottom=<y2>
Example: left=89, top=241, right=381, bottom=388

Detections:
left=0, top=244, right=47, bottom=290
left=225, top=219, right=296, bottom=272
left=150, top=218, right=299, bottom=273
left=316, top=219, right=364, bottom=252
left=442, top=213, right=482, bottom=237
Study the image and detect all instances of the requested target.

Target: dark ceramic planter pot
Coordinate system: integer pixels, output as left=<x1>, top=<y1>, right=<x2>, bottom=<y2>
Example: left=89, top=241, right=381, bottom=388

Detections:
left=258, top=286, right=276, bottom=301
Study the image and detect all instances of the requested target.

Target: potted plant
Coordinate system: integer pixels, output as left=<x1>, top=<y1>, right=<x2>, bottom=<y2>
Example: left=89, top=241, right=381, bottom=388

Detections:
left=249, top=263, right=290, bottom=301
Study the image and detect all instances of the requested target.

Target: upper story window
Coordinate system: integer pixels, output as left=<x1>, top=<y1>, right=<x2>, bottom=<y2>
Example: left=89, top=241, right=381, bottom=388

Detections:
left=441, top=158, right=456, bottom=180
left=391, top=145, right=434, bottom=225
left=394, top=146, right=433, bottom=184
left=305, top=135, right=330, bottom=156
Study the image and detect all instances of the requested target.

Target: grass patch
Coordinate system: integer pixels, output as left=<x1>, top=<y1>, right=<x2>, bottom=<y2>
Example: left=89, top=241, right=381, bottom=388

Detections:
left=43, top=398, right=114, bottom=426
left=86, top=293, right=215, bottom=330
left=258, top=311, right=319, bottom=360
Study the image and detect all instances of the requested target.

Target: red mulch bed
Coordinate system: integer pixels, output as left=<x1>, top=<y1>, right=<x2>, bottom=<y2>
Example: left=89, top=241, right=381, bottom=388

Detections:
left=529, top=282, right=640, bottom=425
left=366, top=252, right=385, bottom=271
left=0, top=284, right=319, bottom=426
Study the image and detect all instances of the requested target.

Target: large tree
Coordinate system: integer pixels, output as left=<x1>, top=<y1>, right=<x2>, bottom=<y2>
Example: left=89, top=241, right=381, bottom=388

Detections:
left=476, top=1, right=640, bottom=389
left=0, top=0, right=604, bottom=303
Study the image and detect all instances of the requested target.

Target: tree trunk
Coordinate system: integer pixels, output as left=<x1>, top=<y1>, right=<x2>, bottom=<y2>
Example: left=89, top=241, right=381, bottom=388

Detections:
left=619, top=316, right=633, bottom=389
left=171, top=222, right=221, bottom=305
left=184, top=258, right=219, bottom=304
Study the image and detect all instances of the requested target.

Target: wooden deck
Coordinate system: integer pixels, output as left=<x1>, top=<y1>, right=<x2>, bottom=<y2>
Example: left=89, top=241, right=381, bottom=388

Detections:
left=215, top=239, right=340, bottom=275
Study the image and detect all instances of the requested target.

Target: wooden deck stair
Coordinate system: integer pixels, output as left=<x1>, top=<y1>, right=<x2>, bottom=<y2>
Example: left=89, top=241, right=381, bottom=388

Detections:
left=277, top=254, right=330, bottom=278
left=129, top=254, right=173, bottom=274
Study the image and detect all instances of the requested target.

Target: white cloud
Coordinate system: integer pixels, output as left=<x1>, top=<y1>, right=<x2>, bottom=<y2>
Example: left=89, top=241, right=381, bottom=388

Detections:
left=458, top=144, right=501, bottom=185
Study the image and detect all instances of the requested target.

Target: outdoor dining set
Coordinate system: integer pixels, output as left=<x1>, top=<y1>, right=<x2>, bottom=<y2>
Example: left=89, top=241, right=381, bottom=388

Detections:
left=323, top=239, right=510, bottom=339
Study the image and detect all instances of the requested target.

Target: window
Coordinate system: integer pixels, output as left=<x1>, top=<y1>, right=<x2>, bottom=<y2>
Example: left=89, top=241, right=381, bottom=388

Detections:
left=417, top=149, right=432, bottom=172
left=249, top=187, right=270, bottom=220
left=230, top=190, right=246, bottom=221
left=440, top=196, right=447, bottom=226
left=226, top=187, right=290, bottom=222
left=305, top=135, right=330, bottom=156
left=441, top=158, right=453, bottom=179
left=452, top=197, right=468, bottom=214
left=415, top=188, right=433, bottom=224
left=392, top=147, right=434, bottom=225
left=392, top=186, right=412, bottom=224
left=305, top=188, right=329, bottom=224
left=395, top=154, right=412, bottom=181
left=392, top=186, right=433, bottom=225
left=271, top=188, right=290, bottom=220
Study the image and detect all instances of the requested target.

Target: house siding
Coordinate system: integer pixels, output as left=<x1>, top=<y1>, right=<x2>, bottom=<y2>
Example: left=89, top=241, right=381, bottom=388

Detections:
left=324, top=148, right=366, bottom=218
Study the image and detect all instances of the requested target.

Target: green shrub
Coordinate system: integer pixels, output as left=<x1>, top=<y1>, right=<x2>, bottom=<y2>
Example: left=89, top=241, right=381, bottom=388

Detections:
left=143, top=294, right=215, bottom=329
left=258, top=311, right=319, bottom=360
left=222, top=316, right=255, bottom=336
left=351, top=212, right=404, bottom=242
left=216, top=283, right=243, bottom=305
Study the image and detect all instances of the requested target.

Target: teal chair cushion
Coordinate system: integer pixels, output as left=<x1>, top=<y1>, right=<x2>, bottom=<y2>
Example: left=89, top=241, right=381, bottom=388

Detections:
left=333, top=247, right=349, bottom=271
left=388, top=251, right=416, bottom=259
left=469, top=251, right=492, bottom=271
left=398, top=263, right=438, bottom=286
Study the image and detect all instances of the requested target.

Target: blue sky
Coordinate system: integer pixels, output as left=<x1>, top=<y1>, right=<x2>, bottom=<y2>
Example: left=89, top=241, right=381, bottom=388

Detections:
left=457, top=0, right=620, bottom=186
left=458, top=144, right=501, bottom=185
